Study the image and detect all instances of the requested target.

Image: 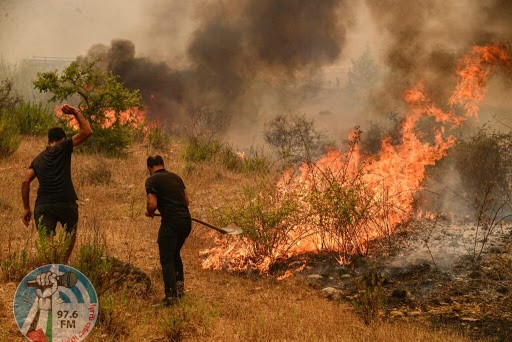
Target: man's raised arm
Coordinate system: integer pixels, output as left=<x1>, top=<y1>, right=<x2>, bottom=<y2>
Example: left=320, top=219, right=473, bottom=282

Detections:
left=61, top=105, right=93, bottom=147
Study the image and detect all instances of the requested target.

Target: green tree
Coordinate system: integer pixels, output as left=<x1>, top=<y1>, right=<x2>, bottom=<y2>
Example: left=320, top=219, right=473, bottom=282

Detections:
left=34, top=61, right=142, bottom=156
left=0, top=78, right=21, bottom=157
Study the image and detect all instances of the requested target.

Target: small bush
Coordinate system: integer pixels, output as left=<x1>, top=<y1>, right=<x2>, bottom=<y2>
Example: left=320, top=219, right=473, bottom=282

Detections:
left=147, top=126, right=170, bottom=150
left=79, top=126, right=134, bottom=157
left=73, top=242, right=113, bottom=291
left=0, top=116, right=21, bottom=157
left=425, top=126, right=512, bottom=219
left=360, top=113, right=403, bottom=156
left=12, top=101, right=56, bottom=136
left=98, top=291, right=129, bottom=338
left=0, top=249, right=32, bottom=282
left=160, top=311, right=187, bottom=342
left=453, top=128, right=511, bottom=197
left=241, top=153, right=270, bottom=173
left=360, top=122, right=384, bottom=155
left=180, top=105, right=231, bottom=141
left=352, top=270, right=385, bottom=325
left=219, top=147, right=242, bottom=170
left=183, top=137, right=221, bottom=162
left=35, top=221, right=74, bottom=264
left=264, top=113, right=327, bottom=164
left=219, top=147, right=270, bottom=173
left=158, top=297, right=214, bottom=340
left=83, top=158, right=113, bottom=186
left=0, top=78, right=21, bottom=110
left=210, top=183, right=305, bottom=273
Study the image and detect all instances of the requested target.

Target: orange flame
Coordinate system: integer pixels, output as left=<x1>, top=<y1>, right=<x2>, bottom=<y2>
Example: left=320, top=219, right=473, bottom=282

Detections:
left=203, top=44, right=511, bottom=273
left=55, top=107, right=146, bottom=130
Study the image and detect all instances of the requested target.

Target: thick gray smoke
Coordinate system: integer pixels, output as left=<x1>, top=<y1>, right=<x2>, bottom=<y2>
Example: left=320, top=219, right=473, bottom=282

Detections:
left=57, top=0, right=512, bottom=142
left=365, top=0, right=512, bottom=113
left=83, top=0, right=350, bottom=127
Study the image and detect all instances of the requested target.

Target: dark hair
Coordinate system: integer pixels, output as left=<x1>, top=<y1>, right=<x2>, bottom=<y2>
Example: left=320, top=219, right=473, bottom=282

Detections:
left=48, top=127, right=67, bottom=143
left=147, top=155, right=164, bottom=168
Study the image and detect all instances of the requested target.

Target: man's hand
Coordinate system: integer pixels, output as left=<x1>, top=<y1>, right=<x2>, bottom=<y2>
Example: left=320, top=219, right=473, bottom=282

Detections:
left=146, top=193, right=157, bottom=219
left=61, top=104, right=79, bottom=115
left=62, top=104, right=93, bottom=147
left=22, top=208, right=32, bottom=226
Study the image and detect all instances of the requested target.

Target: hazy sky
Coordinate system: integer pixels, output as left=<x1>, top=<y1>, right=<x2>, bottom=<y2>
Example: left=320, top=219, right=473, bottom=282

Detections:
left=0, top=0, right=198, bottom=63
left=0, top=0, right=375, bottom=66
left=1, top=0, right=509, bottom=141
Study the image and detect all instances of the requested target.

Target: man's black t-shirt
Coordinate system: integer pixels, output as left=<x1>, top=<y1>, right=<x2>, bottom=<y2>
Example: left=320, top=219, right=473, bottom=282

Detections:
left=145, top=169, right=191, bottom=224
left=30, top=138, right=78, bottom=206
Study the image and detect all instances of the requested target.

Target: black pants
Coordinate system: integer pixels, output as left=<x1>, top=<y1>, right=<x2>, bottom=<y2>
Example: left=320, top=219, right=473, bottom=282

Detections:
left=34, top=202, right=78, bottom=236
left=158, top=217, right=191, bottom=298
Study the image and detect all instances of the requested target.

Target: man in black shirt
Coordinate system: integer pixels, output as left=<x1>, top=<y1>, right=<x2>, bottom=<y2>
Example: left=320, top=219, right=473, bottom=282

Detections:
left=21, top=105, right=93, bottom=263
left=145, top=155, right=191, bottom=306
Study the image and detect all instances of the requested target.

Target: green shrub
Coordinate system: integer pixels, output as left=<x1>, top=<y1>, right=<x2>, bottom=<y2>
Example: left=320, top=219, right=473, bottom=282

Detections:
left=183, top=137, right=221, bottom=162
left=159, top=311, right=187, bottom=342
left=79, top=125, right=134, bottom=157
left=147, top=126, right=170, bottom=150
left=98, top=291, right=129, bottom=338
left=219, top=147, right=270, bottom=173
left=241, top=153, right=270, bottom=173
left=34, top=60, right=142, bottom=157
left=73, top=242, right=113, bottom=291
left=213, top=183, right=304, bottom=272
left=82, top=157, right=113, bottom=186
left=219, top=147, right=242, bottom=170
left=0, top=115, right=21, bottom=157
left=0, top=249, right=31, bottom=282
left=157, top=297, right=214, bottom=341
left=352, top=270, right=385, bottom=325
left=12, top=101, right=56, bottom=136
left=34, top=220, right=74, bottom=264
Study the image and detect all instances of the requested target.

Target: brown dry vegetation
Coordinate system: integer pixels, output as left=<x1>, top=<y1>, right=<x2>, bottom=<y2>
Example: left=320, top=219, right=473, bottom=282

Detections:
left=0, top=137, right=481, bottom=341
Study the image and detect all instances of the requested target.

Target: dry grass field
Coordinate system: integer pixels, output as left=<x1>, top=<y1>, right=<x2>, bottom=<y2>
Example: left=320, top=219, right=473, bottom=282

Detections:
left=0, top=137, right=482, bottom=341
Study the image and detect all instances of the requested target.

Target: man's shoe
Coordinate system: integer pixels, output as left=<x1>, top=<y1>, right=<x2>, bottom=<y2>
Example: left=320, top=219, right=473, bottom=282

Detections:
left=153, top=297, right=179, bottom=307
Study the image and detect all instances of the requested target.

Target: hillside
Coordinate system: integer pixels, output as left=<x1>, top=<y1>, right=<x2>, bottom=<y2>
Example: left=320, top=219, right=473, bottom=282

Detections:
left=0, top=137, right=477, bottom=341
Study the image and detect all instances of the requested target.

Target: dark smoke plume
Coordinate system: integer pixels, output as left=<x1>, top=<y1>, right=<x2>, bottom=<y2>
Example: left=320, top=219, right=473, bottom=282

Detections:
left=82, top=0, right=350, bottom=125
left=365, top=0, right=512, bottom=113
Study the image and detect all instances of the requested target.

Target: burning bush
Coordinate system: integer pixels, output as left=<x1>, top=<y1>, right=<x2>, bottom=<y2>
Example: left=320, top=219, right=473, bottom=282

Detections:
left=204, top=181, right=307, bottom=273
left=202, top=43, right=512, bottom=274
left=205, top=131, right=410, bottom=273
left=34, top=60, right=143, bottom=156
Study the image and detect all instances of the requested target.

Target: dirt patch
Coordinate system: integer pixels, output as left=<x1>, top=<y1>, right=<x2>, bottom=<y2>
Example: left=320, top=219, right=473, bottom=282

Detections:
left=302, top=220, right=512, bottom=342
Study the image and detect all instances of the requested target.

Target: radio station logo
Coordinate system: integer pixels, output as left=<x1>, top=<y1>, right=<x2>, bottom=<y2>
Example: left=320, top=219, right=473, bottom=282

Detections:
left=13, top=264, right=98, bottom=342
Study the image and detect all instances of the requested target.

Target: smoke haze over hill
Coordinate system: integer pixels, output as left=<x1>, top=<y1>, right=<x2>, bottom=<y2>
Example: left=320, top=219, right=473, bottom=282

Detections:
left=1, top=0, right=511, bottom=142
